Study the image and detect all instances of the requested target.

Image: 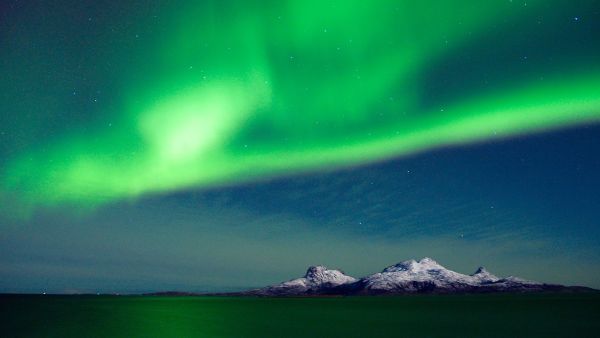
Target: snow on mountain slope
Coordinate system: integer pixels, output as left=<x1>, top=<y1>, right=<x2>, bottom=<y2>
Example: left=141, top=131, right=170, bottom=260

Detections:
left=359, top=257, right=484, bottom=293
left=470, top=267, right=500, bottom=283
left=349, top=257, right=557, bottom=294
left=247, top=266, right=356, bottom=296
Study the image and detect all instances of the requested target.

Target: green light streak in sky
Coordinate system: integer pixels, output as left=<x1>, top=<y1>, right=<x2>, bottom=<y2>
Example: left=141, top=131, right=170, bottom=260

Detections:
left=2, top=0, right=599, bottom=208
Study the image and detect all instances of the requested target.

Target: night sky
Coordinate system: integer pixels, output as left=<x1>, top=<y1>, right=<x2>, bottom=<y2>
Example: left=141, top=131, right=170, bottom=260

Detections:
left=1, top=1, right=600, bottom=293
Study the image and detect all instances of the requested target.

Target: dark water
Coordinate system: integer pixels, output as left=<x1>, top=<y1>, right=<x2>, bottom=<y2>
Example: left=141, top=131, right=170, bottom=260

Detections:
left=2, top=293, right=599, bottom=337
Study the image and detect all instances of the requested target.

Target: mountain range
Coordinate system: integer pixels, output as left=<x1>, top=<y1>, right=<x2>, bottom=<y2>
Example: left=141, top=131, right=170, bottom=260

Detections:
left=240, top=257, right=593, bottom=296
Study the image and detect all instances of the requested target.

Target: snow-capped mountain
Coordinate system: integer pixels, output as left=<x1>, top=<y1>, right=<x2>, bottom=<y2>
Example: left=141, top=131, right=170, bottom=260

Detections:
left=246, top=265, right=357, bottom=296
left=345, top=257, right=549, bottom=294
left=241, top=257, right=592, bottom=296
left=355, top=257, right=486, bottom=293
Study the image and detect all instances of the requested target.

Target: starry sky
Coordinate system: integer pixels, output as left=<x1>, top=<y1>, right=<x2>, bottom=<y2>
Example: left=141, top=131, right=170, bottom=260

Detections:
left=1, top=0, right=600, bottom=293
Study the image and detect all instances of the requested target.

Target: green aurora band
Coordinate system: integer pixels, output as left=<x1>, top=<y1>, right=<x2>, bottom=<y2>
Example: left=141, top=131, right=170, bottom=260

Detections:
left=2, top=0, right=600, bottom=208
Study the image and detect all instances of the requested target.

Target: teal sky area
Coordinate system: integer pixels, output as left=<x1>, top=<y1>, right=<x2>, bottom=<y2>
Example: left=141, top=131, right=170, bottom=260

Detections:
left=1, top=1, right=599, bottom=292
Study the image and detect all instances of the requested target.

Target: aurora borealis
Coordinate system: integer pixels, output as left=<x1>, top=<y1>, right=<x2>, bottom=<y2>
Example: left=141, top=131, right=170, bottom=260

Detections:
left=1, top=1, right=600, bottom=293
left=2, top=0, right=599, bottom=207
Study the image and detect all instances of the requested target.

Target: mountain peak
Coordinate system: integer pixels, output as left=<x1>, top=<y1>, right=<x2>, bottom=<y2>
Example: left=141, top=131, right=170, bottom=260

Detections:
left=303, top=266, right=356, bottom=285
left=383, top=257, right=444, bottom=273
left=471, top=266, right=500, bottom=282
left=419, top=257, right=439, bottom=265
left=304, top=266, right=328, bottom=279
left=473, top=266, right=486, bottom=273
